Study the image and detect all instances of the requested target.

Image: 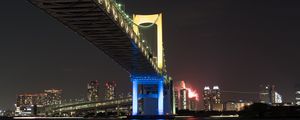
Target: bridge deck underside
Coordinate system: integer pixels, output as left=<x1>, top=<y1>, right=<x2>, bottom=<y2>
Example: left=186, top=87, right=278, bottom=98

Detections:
left=29, top=0, right=158, bottom=75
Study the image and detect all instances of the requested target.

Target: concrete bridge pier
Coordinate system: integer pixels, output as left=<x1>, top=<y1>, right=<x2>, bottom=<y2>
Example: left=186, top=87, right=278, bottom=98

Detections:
left=131, top=75, right=166, bottom=115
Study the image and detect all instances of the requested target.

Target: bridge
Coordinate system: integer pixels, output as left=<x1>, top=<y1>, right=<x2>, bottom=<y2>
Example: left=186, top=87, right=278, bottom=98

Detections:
left=28, top=0, right=174, bottom=115
left=44, top=97, right=132, bottom=116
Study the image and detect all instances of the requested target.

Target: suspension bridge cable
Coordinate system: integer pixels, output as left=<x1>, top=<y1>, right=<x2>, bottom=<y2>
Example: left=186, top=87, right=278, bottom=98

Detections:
left=111, top=0, right=160, bottom=28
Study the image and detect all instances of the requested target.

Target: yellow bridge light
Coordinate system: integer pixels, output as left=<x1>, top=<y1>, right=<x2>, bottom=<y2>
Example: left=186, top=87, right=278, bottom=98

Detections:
left=133, top=13, right=164, bottom=70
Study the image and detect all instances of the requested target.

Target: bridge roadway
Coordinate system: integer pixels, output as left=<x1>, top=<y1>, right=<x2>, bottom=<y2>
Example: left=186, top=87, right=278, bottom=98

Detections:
left=45, top=97, right=132, bottom=114
left=29, top=0, right=162, bottom=76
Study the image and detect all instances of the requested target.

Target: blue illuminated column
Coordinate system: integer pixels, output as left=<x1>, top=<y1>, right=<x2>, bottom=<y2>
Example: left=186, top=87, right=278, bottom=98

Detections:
left=132, top=80, right=138, bottom=115
left=158, top=80, right=164, bottom=115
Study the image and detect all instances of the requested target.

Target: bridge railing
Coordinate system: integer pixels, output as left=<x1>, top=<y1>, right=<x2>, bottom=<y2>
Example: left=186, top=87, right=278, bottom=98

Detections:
left=95, top=0, right=162, bottom=73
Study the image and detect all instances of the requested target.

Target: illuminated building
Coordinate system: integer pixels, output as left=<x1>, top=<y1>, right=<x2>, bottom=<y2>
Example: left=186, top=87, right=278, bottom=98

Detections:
left=295, top=84, right=300, bottom=105
left=189, top=97, right=197, bottom=111
left=174, top=90, right=178, bottom=110
left=0, top=110, right=3, bottom=116
left=177, top=80, right=199, bottom=110
left=224, top=100, right=252, bottom=111
left=105, top=81, right=116, bottom=100
left=259, top=85, right=272, bottom=104
left=15, top=93, right=47, bottom=116
left=260, top=85, right=276, bottom=104
left=225, top=101, right=237, bottom=111
left=203, top=85, right=221, bottom=111
left=236, top=100, right=253, bottom=111
left=178, top=81, right=189, bottom=110
left=203, top=86, right=211, bottom=111
left=212, top=103, right=223, bottom=111
left=297, top=92, right=300, bottom=105
left=274, top=92, right=282, bottom=103
left=87, top=80, right=99, bottom=101
left=211, top=86, right=221, bottom=104
left=211, top=86, right=222, bottom=111
left=259, top=85, right=282, bottom=105
left=179, top=88, right=189, bottom=110
left=44, top=89, right=62, bottom=105
left=186, top=87, right=199, bottom=111
left=15, top=89, right=62, bottom=116
left=16, top=93, right=46, bottom=107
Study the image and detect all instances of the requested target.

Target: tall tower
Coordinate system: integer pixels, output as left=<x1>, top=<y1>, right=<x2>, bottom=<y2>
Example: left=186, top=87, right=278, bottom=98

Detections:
left=178, top=81, right=189, bottom=110
left=87, top=80, right=99, bottom=101
left=296, top=84, right=300, bottom=105
left=259, top=85, right=276, bottom=104
left=105, top=81, right=116, bottom=100
left=274, top=92, right=282, bottom=103
left=131, top=13, right=170, bottom=115
left=203, top=86, right=222, bottom=111
left=211, top=86, right=222, bottom=111
left=179, top=88, right=189, bottom=110
left=203, top=86, right=211, bottom=111
left=211, top=86, right=221, bottom=104
left=133, top=14, right=164, bottom=70
left=174, top=90, right=179, bottom=110
left=189, top=97, right=197, bottom=111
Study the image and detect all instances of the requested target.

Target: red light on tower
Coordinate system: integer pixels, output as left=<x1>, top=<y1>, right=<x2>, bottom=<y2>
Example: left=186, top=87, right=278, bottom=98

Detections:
left=187, top=88, right=199, bottom=101
left=180, top=80, right=186, bottom=89
left=179, top=80, right=199, bottom=101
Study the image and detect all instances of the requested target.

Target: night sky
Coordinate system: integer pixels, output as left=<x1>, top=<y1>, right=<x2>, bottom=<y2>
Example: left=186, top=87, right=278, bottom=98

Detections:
left=1, top=0, right=300, bottom=109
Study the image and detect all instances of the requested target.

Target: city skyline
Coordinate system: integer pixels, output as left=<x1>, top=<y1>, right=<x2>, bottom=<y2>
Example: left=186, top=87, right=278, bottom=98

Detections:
left=10, top=80, right=291, bottom=116
left=1, top=0, right=300, bottom=110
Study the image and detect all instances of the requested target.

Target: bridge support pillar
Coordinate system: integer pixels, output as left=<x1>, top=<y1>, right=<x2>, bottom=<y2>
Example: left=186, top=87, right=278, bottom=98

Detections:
left=132, top=80, right=138, bottom=115
left=131, top=75, right=164, bottom=116
left=158, top=80, right=164, bottom=115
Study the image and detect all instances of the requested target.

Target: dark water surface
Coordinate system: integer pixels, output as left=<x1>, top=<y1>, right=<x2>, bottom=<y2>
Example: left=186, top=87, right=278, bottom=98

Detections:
left=3, top=117, right=300, bottom=120
left=172, top=118, right=300, bottom=120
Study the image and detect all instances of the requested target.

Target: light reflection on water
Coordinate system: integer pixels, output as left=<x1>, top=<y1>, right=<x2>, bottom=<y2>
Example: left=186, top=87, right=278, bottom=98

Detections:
left=9, top=117, right=300, bottom=120
left=129, top=118, right=300, bottom=120
left=7, top=116, right=205, bottom=120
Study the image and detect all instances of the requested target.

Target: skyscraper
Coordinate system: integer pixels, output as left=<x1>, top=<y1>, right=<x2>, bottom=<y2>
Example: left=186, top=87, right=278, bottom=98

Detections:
left=179, top=88, right=188, bottom=110
left=178, top=81, right=189, bottom=110
left=259, top=85, right=273, bottom=104
left=211, top=86, right=222, bottom=111
left=87, top=80, right=99, bottom=101
left=174, top=90, right=179, bottom=110
left=189, top=97, right=197, bottom=111
left=203, top=86, right=211, bottom=111
left=44, top=89, right=62, bottom=105
left=105, top=81, right=116, bottom=100
left=296, top=84, right=300, bottom=105
left=259, top=85, right=281, bottom=104
left=274, top=92, right=282, bottom=103
left=203, top=85, right=222, bottom=111
left=211, top=86, right=221, bottom=104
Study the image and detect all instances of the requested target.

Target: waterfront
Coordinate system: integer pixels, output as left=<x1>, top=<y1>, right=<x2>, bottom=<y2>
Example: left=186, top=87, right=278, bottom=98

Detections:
left=1, top=116, right=300, bottom=120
